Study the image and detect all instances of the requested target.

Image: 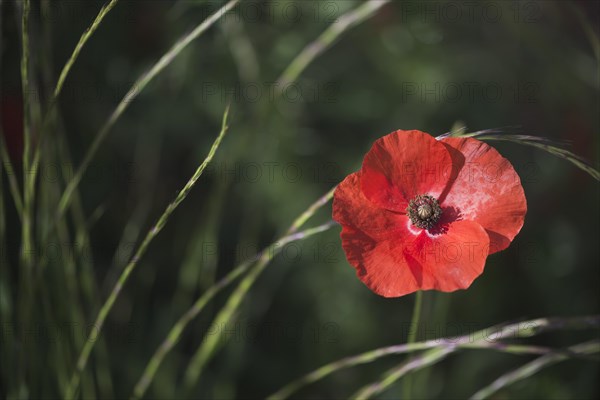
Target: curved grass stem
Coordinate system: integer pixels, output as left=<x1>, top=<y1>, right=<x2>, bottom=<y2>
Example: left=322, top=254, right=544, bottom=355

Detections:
left=470, top=340, right=600, bottom=399
left=64, top=107, right=231, bottom=400
left=180, top=188, right=336, bottom=393
left=352, top=348, right=452, bottom=400
left=267, top=315, right=600, bottom=400
left=53, top=0, right=121, bottom=102
left=29, top=0, right=121, bottom=204
left=53, top=0, right=239, bottom=236
left=443, top=129, right=600, bottom=181
left=277, top=0, right=390, bottom=87
left=351, top=340, right=581, bottom=400
left=131, top=221, right=335, bottom=399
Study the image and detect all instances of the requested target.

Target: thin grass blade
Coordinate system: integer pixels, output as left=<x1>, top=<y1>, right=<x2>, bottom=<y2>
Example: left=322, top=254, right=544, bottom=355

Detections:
left=29, top=0, right=121, bottom=197
left=351, top=348, right=452, bottom=400
left=470, top=340, right=600, bottom=400
left=64, top=107, right=231, bottom=399
left=444, top=128, right=600, bottom=181
left=55, top=0, right=240, bottom=229
left=268, top=315, right=600, bottom=400
left=131, top=221, right=335, bottom=400
left=180, top=189, right=337, bottom=392
left=277, top=0, right=390, bottom=87
left=52, top=0, right=120, bottom=102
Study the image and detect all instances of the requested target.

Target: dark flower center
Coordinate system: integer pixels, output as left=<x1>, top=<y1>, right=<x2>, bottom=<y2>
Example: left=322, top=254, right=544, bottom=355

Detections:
left=407, top=194, right=442, bottom=229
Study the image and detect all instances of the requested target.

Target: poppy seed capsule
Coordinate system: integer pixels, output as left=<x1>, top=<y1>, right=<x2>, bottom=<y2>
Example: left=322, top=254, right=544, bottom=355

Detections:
left=417, top=204, right=433, bottom=219
left=407, top=194, right=442, bottom=229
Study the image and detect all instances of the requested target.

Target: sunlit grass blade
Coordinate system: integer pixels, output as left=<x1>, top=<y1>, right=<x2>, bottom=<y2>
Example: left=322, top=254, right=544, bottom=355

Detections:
left=445, top=128, right=600, bottom=181
left=64, top=106, right=231, bottom=400
left=351, top=348, right=452, bottom=400
left=52, top=0, right=120, bottom=102
left=181, top=188, right=337, bottom=392
left=28, top=0, right=121, bottom=201
left=182, top=223, right=337, bottom=392
left=470, top=340, right=600, bottom=400
left=352, top=341, right=564, bottom=400
left=131, top=221, right=335, bottom=400
left=268, top=315, right=600, bottom=400
left=55, top=0, right=240, bottom=229
left=285, top=186, right=335, bottom=235
left=277, top=0, right=390, bottom=86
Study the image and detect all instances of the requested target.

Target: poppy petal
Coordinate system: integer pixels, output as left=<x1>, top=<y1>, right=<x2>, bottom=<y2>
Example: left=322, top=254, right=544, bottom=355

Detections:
left=341, top=218, right=489, bottom=297
left=340, top=224, right=421, bottom=297
left=333, top=172, right=408, bottom=240
left=361, top=130, right=453, bottom=212
left=405, top=220, right=490, bottom=292
left=440, top=137, right=527, bottom=254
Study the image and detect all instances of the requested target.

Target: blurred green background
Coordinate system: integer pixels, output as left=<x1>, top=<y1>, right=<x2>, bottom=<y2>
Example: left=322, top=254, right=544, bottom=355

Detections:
left=1, top=0, right=599, bottom=398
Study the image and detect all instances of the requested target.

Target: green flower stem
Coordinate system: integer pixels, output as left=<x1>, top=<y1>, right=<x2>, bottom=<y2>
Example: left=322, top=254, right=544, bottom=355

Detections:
left=403, top=290, right=424, bottom=399
left=131, top=221, right=335, bottom=400
left=413, top=292, right=451, bottom=394
left=267, top=315, right=600, bottom=400
left=64, top=107, right=230, bottom=400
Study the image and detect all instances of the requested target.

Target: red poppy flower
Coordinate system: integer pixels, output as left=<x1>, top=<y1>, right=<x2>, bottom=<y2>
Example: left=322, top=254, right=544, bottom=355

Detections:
left=333, top=130, right=527, bottom=297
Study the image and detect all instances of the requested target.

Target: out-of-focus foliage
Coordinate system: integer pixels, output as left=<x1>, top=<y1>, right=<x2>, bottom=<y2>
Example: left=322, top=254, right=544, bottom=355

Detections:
left=1, top=0, right=598, bottom=398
